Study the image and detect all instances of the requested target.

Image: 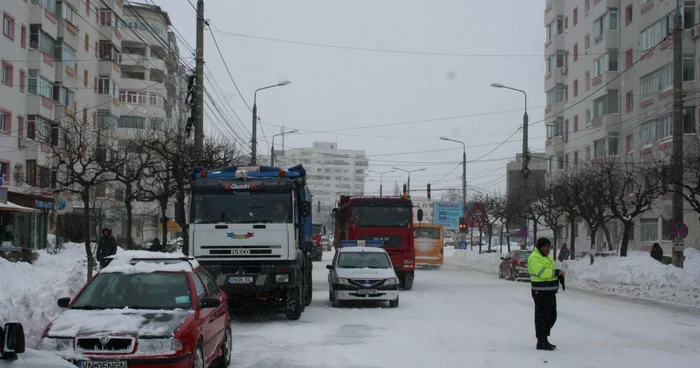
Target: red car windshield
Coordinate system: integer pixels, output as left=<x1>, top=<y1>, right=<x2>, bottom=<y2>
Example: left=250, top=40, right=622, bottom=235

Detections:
left=517, top=252, right=531, bottom=260
left=71, top=272, right=193, bottom=310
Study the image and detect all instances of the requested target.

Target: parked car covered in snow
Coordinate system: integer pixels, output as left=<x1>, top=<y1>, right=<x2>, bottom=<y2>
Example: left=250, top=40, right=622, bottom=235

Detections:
left=39, top=252, right=231, bottom=368
left=0, top=315, right=76, bottom=367
left=498, top=250, right=532, bottom=280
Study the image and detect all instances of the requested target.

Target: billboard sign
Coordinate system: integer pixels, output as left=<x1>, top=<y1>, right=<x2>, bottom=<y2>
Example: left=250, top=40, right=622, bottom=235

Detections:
left=433, top=202, right=463, bottom=230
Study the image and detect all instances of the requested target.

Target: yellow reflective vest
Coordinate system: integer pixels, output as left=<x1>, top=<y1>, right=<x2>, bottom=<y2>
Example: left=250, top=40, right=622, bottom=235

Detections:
left=527, top=248, right=560, bottom=291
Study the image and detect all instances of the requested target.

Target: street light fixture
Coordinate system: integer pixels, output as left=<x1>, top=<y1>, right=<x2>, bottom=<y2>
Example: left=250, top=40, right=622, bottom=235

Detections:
left=251, top=80, right=292, bottom=165
left=490, top=82, right=529, bottom=178
left=271, top=129, right=298, bottom=167
left=367, top=170, right=395, bottom=197
left=391, top=167, right=426, bottom=195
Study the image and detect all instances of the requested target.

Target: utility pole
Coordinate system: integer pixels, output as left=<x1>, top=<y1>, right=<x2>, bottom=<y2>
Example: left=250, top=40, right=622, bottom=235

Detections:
left=671, top=2, right=685, bottom=268
left=462, top=149, right=467, bottom=230
left=194, top=0, right=205, bottom=162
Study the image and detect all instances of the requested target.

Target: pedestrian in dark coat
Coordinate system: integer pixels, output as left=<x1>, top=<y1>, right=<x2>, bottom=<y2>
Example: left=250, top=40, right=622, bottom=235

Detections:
left=96, top=227, right=118, bottom=268
left=527, top=237, right=564, bottom=351
left=650, top=242, right=663, bottom=262
left=149, top=237, right=163, bottom=252
left=557, top=243, right=570, bottom=262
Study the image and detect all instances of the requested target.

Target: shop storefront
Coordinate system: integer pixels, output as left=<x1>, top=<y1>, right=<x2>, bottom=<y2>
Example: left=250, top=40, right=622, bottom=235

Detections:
left=0, top=191, right=53, bottom=250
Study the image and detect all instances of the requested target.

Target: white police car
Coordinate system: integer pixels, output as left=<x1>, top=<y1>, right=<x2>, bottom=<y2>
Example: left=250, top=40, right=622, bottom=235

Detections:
left=326, top=240, right=400, bottom=308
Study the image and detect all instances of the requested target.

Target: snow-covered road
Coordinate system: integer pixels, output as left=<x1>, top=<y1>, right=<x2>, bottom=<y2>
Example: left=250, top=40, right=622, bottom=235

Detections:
left=229, top=252, right=700, bottom=368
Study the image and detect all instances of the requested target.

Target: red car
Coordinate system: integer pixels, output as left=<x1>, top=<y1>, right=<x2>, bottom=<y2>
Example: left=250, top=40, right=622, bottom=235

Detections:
left=499, top=250, right=532, bottom=280
left=39, top=253, right=231, bottom=368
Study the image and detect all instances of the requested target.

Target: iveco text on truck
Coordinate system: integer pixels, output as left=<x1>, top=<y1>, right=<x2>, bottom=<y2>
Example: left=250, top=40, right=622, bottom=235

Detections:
left=187, top=165, right=313, bottom=320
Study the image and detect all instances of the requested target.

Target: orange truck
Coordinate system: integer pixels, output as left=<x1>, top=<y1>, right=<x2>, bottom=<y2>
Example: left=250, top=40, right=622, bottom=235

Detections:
left=413, top=223, right=444, bottom=268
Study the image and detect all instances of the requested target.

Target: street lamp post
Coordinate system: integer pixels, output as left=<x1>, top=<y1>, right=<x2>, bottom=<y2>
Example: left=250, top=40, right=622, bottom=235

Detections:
left=391, top=167, right=426, bottom=196
left=271, top=129, right=298, bottom=167
left=490, top=83, right=529, bottom=178
left=251, top=80, right=291, bottom=165
left=367, top=170, right=395, bottom=197
left=439, top=137, right=467, bottom=226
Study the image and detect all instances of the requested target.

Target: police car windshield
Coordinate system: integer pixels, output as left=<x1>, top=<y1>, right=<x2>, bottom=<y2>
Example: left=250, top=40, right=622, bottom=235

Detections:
left=337, top=252, right=392, bottom=269
left=192, top=193, right=292, bottom=224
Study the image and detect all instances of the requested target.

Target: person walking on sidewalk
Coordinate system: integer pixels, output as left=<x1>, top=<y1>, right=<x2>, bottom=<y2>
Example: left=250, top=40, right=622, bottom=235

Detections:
left=527, top=237, right=564, bottom=351
left=96, top=227, right=118, bottom=269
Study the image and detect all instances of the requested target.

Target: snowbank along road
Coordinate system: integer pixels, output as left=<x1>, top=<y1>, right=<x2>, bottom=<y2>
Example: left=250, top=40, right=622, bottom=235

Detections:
left=227, top=251, right=700, bottom=368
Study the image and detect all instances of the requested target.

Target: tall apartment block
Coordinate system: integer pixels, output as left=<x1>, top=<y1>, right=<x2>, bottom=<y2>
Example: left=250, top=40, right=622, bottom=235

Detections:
left=543, top=0, right=700, bottom=252
left=0, top=0, right=186, bottom=249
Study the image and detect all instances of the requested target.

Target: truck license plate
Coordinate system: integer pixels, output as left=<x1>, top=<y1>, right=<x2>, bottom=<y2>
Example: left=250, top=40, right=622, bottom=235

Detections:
left=356, top=289, right=378, bottom=295
left=228, top=276, right=253, bottom=284
left=78, top=361, right=127, bottom=368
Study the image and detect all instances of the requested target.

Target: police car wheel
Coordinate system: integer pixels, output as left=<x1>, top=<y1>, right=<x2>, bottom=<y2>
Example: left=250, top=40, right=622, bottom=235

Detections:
left=332, top=298, right=342, bottom=308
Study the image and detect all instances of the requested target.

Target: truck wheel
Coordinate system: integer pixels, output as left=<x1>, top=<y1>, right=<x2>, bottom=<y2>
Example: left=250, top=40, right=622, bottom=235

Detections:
left=303, top=271, right=312, bottom=307
left=329, top=289, right=335, bottom=302
left=286, top=287, right=302, bottom=320
left=403, top=275, right=414, bottom=290
left=389, top=296, right=399, bottom=308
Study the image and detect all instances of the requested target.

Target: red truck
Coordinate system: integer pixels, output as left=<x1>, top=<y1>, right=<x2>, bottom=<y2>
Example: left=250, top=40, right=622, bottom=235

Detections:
left=332, top=195, right=422, bottom=290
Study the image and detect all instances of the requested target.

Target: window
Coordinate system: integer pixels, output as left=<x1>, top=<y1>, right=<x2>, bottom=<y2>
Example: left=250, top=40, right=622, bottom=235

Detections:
left=55, top=41, right=76, bottom=69
left=97, top=109, right=118, bottom=129
left=585, top=108, right=591, bottom=125
left=546, top=85, right=565, bottom=105
left=625, top=49, right=633, bottom=68
left=625, top=5, right=633, bottom=25
left=546, top=117, right=565, bottom=140
left=573, top=43, right=578, bottom=62
left=594, top=9, right=618, bottom=40
left=640, top=219, right=658, bottom=242
left=31, top=0, right=57, bottom=14
left=683, top=1, right=695, bottom=29
left=197, top=272, right=221, bottom=297
left=98, top=41, right=121, bottom=64
left=683, top=56, right=695, bottom=81
left=99, top=9, right=114, bottom=27
left=573, top=79, right=578, bottom=97
left=39, top=30, right=56, bottom=56
left=584, top=0, right=590, bottom=14
left=640, top=64, right=673, bottom=99
left=53, top=84, right=74, bottom=107
left=21, top=25, right=26, bottom=48
left=594, top=138, right=606, bottom=158
left=3, top=13, right=15, bottom=39
left=573, top=115, right=579, bottom=131
left=118, top=115, right=146, bottom=129
left=19, top=69, right=25, bottom=92
left=548, top=152, right=564, bottom=171
left=85, top=0, right=91, bottom=15
left=60, top=2, right=77, bottom=26
left=608, top=132, right=619, bottom=156
left=574, top=151, right=579, bottom=166
left=626, top=134, right=632, bottom=153
left=640, top=115, right=673, bottom=145
left=149, top=117, right=164, bottom=130
left=27, top=70, right=53, bottom=99
left=0, top=110, right=9, bottom=133
left=593, top=49, right=619, bottom=76
left=573, top=8, right=578, bottom=26
left=593, top=90, right=619, bottom=117
left=641, top=13, right=674, bottom=51
left=564, top=16, right=568, bottom=31
left=84, top=32, right=89, bottom=52
left=1, top=62, right=12, bottom=86
left=626, top=91, right=633, bottom=111
left=584, top=34, right=590, bottom=52
left=585, top=71, right=590, bottom=90
left=29, top=24, right=39, bottom=49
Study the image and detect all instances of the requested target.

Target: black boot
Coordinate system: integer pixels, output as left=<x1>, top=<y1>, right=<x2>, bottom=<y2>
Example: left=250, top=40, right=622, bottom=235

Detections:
left=537, top=338, right=555, bottom=351
left=544, top=338, right=557, bottom=350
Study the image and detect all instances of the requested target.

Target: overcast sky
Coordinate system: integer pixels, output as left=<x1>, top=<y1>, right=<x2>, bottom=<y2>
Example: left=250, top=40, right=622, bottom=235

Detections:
left=158, top=0, right=545, bottom=197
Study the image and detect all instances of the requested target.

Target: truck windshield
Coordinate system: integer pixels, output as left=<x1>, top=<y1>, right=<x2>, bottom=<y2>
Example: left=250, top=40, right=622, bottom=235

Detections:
left=414, top=228, right=441, bottom=239
left=71, top=272, right=192, bottom=310
left=351, top=206, right=411, bottom=227
left=192, top=193, right=292, bottom=224
left=337, top=252, right=392, bottom=269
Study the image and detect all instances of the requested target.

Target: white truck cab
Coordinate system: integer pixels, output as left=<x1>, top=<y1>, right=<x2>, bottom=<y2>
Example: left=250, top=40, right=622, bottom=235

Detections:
left=0, top=316, right=75, bottom=368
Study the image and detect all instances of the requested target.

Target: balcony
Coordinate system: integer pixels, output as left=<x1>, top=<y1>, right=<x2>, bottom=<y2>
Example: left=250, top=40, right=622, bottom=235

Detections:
left=26, top=49, right=55, bottom=78
left=590, top=114, right=621, bottom=130
left=544, top=102, right=565, bottom=117
left=590, top=71, right=620, bottom=90
left=544, top=0, right=565, bottom=27
left=545, top=34, right=565, bottom=56
left=27, top=95, right=55, bottom=121
left=18, top=137, right=42, bottom=160
left=29, top=2, right=58, bottom=40
left=121, top=53, right=149, bottom=69
left=545, top=66, right=567, bottom=92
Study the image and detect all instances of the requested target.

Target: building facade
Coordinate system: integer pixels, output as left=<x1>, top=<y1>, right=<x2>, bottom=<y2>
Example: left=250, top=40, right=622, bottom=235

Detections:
left=269, top=141, right=369, bottom=223
left=543, top=0, right=700, bottom=253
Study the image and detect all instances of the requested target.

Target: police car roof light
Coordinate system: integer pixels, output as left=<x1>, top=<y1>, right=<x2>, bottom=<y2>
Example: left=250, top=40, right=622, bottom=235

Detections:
left=339, top=240, right=384, bottom=248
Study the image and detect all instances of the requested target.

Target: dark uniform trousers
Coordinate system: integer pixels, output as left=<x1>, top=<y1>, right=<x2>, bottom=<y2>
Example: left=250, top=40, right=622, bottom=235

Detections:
left=532, top=290, right=557, bottom=339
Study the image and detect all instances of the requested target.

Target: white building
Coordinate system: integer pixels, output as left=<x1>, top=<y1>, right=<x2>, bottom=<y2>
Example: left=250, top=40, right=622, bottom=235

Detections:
left=543, top=0, right=700, bottom=253
left=268, top=141, right=368, bottom=222
left=410, top=196, right=434, bottom=223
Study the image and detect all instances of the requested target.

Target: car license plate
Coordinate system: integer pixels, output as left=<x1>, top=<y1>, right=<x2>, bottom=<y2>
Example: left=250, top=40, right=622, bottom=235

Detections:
left=356, top=289, right=378, bottom=295
left=78, top=361, right=127, bottom=368
left=227, top=276, right=253, bottom=284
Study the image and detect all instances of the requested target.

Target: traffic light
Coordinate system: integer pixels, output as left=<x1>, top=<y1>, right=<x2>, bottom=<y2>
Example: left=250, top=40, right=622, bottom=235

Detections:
left=403, top=184, right=407, bottom=196
left=459, top=217, right=467, bottom=233
left=427, top=183, right=431, bottom=200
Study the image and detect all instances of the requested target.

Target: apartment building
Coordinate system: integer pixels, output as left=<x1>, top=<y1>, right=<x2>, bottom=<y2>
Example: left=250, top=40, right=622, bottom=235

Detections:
left=543, top=0, right=700, bottom=252
left=269, top=141, right=369, bottom=221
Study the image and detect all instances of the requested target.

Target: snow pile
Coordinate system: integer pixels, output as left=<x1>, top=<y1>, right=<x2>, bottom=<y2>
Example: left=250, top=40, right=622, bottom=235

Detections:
left=448, top=248, right=503, bottom=272
left=561, top=247, right=700, bottom=309
left=0, top=243, right=89, bottom=347
left=102, top=250, right=194, bottom=274
left=447, top=247, right=700, bottom=309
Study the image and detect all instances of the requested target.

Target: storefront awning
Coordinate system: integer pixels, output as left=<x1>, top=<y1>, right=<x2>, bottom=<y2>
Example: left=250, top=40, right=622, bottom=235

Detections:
left=0, top=201, right=41, bottom=213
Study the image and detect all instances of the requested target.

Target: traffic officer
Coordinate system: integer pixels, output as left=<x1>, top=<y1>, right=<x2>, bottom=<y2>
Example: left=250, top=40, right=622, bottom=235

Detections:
left=527, top=237, right=564, bottom=351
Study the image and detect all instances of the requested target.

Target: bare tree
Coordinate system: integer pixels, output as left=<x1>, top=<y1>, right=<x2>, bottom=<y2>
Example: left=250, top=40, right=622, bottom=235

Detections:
left=483, top=194, right=506, bottom=252
left=597, top=158, right=663, bottom=257
left=501, top=195, right=522, bottom=253
left=534, top=182, right=567, bottom=260
left=39, top=115, right=111, bottom=280
left=440, top=188, right=461, bottom=202
left=560, top=164, right=612, bottom=255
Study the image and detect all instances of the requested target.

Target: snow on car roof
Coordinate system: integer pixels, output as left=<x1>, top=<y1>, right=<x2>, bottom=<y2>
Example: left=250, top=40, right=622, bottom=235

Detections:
left=338, top=246, right=387, bottom=253
left=101, top=250, right=199, bottom=274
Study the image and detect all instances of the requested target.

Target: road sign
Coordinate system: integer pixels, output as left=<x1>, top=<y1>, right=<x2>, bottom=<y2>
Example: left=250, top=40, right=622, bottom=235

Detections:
left=670, top=222, right=689, bottom=239
left=432, top=202, right=463, bottom=230
left=517, top=227, right=528, bottom=238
